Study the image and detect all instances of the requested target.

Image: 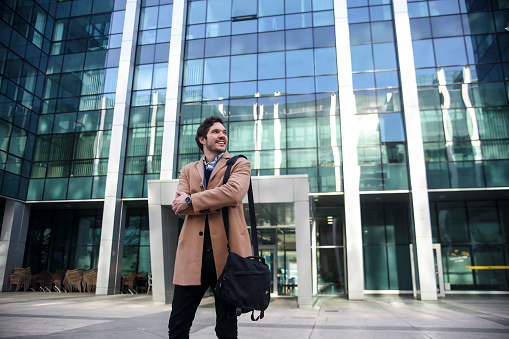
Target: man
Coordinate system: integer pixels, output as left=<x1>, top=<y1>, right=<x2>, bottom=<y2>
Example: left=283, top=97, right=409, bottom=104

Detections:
left=169, top=115, right=252, bottom=338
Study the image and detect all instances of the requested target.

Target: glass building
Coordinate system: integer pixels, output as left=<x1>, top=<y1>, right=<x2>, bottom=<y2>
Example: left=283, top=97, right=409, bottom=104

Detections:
left=1, top=0, right=508, bottom=301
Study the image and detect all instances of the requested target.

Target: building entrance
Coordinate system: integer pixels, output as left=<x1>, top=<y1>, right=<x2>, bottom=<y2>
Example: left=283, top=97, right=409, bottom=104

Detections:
left=433, top=244, right=446, bottom=297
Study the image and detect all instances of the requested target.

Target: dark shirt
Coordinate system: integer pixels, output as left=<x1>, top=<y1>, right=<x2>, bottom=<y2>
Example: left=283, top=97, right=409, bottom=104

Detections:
left=203, top=167, right=212, bottom=252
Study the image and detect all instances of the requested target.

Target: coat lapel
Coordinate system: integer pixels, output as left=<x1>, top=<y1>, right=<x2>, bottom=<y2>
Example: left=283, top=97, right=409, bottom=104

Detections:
left=194, top=158, right=205, bottom=188
left=208, top=151, right=231, bottom=188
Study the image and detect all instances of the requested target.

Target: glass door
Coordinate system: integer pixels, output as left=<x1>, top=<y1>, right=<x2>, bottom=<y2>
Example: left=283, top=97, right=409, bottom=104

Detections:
left=259, top=245, right=277, bottom=296
left=433, top=244, right=446, bottom=297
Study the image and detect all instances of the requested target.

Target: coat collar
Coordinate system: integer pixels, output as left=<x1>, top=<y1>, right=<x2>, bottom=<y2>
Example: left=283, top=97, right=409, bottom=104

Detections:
left=194, top=151, right=232, bottom=188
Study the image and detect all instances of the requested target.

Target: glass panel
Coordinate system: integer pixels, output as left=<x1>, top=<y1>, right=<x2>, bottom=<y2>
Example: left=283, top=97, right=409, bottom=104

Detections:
left=467, top=201, right=500, bottom=243
left=484, top=160, right=509, bottom=187
left=317, top=248, right=345, bottom=294
left=230, top=54, right=257, bottom=81
left=387, top=245, right=412, bottom=290
left=364, top=245, right=389, bottom=289
left=204, top=57, right=229, bottom=84
left=437, top=202, right=469, bottom=243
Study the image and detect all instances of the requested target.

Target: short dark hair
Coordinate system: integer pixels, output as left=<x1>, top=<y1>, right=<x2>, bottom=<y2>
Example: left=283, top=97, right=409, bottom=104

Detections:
left=195, top=115, right=225, bottom=151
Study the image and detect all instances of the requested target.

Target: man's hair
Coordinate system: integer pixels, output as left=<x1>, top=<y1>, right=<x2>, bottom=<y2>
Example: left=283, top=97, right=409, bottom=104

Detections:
left=195, top=115, right=225, bottom=151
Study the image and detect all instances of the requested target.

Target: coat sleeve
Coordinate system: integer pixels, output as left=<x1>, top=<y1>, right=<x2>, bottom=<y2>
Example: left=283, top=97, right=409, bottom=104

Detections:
left=174, top=164, right=201, bottom=216
left=191, top=158, right=251, bottom=214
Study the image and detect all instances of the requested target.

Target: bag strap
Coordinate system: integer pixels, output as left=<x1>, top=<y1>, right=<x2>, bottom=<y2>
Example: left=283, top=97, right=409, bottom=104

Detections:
left=222, top=155, right=259, bottom=257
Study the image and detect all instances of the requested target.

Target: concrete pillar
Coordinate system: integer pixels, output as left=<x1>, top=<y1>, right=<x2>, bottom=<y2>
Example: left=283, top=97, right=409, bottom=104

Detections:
left=334, top=0, right=364, bottom=300
left=147, top=180, right=180, bottom=304
left=96, top=0, right=141, bottom=295
left=393, top=0, right=437, bottom=300
left=0, top=200, right=31, bottom=292
left=160, top=0, right=187, bottom=180
left=293, top=176, right=313, bottom=308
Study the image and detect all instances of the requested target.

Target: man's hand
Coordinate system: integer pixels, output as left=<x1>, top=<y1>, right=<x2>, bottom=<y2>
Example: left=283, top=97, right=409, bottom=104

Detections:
left=172, top=191, right=190, bottom=214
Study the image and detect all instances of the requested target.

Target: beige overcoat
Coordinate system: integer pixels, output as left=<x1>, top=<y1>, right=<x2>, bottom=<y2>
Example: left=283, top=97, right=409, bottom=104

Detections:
left=173, top=152, right=253, bottom=286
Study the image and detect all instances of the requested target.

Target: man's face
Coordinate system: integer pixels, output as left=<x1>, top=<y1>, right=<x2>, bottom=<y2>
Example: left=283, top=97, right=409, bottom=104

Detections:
left=200, top=122, right=227, bottom=154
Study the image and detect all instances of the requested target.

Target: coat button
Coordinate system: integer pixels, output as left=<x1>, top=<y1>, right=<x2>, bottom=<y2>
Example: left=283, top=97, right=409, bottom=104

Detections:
left=199, top=232, right=203, bottom=236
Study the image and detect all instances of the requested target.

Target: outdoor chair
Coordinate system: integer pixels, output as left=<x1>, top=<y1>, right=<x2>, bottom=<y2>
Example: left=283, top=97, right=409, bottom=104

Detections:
left=9, top=268, right=32, bottom=292
left=63, top=269, right=83, bottom=292
left=82, top=268, right=98, bottom=292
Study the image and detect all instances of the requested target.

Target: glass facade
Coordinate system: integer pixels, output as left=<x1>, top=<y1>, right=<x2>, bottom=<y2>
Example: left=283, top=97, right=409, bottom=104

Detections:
left=0, top=0, right=508, bottom=297
left=179, top=0, right=342, bottom=193
left=24, top=208, right=102, bottom=273
left=410, top=0, right=509, bottom=189
left=122, top=1, right=172, bottom=198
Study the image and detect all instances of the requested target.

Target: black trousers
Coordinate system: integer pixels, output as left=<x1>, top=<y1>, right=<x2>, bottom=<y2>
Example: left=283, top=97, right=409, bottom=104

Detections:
left=168, top=250, right=237, bottom=339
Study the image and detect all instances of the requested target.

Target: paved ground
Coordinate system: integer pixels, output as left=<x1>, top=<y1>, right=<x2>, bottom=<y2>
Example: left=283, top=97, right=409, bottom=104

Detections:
left=0, top=292, right=508, bottom=338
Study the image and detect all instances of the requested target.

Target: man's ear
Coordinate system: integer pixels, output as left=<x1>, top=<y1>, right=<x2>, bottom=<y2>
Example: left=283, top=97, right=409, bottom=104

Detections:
left=199, top=136, right=206, bottom=145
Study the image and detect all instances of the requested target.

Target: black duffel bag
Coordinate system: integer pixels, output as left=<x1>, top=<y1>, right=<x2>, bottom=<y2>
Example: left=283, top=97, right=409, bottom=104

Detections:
left=215, top=155, right=271, bottom=321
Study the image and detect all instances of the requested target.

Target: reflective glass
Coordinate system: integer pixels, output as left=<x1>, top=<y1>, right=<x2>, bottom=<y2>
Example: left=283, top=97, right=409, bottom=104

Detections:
left=315, top=75, right=338, bottom=93
left=370, top=5, right=392, bottom=21
left=408, top=2, right=429, bottom=18
left=313, top=11, right=334, bottom=27
left=286, top=94, right=316, bottom=117
left=258, top=15, right=285, bottom=32
left=481, top=140, right=509, bottom=160
left=383, top=164, right=408, bottom=190
left=412, top=40, right=436, bottom=68
left=207, top=0, right=232, bottom=23
left=286, top=49, right=314, bottom=77
left=259, top=0, right=284, bottom=17
left=371, top=21, right=395, bottom=43
left=426, top=162, right=450, bottom=188
left=484, top=160, right=509, bottom=187
left=287, top=118, right=317, bottom=148
left=357, top=114, right=379, bottom=144
left=353, top=72, right=375, bottom=90
left=431, top=15, right=463, bottom=39
left=187, top=0, right=206, bottom=24
left=434, top=37, right=467, bottom=66
left=316, top=247, right=345, bottom=294
left=375, top=71, right=399, bottom=88
left=206, top=21, right=231, bottom=37
left=258, top=52, right=285, bottom=79
left=349, top=23, right=371, bottom=44
left=286, top=29, right=313, bottom=50
left=230, top=81, right=256, bottom=98
left=358, top=145, right=381, bottom=164
left=410, top=18, right=432, bottom=39
left=373, top=43, right=397, bottom=70
left=258, top=32, right=284, bottom=53
left=203, top=83, right=229, bottom=100
left=311, top=51, right=338, bottom=76
left=379, top=113, right=405, bottom=142
left=205, top=36, right=230, bottom=57
left=140, top=7, right=158, bottom=31
left=231, top=54, right=256, bottom=81
left=360, top=165, right=383, bottom=190
left=288, top=148, right=317, bottom=168
left=313, top=26, right=335, bottom=47
left=133, top=64, right=153, bottom=90
left=187, top=24, right=206, bottom=39
left=158, top=5, right=173, bottom=28
left=287, top=77, right=315, bottom=94
left=351, top=44, right=374, bottom=72
left=204, top=57, right=230, bottom=84
left=449, top=161, right=485, bottom=188
left=429, top=1, right=460, bottom=16
left=348, top=7, right=369, bottom=24
left=232, top=19, right=257, bottom=35
left=258, top=79, right=285, bottom=96
left=355, top=90, right=377, bottom=113
left=183, top=60, right=204, bottom=86
left=285, top=0, right=311, bottom=14
left=231, top=34, right=257, bottom=55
